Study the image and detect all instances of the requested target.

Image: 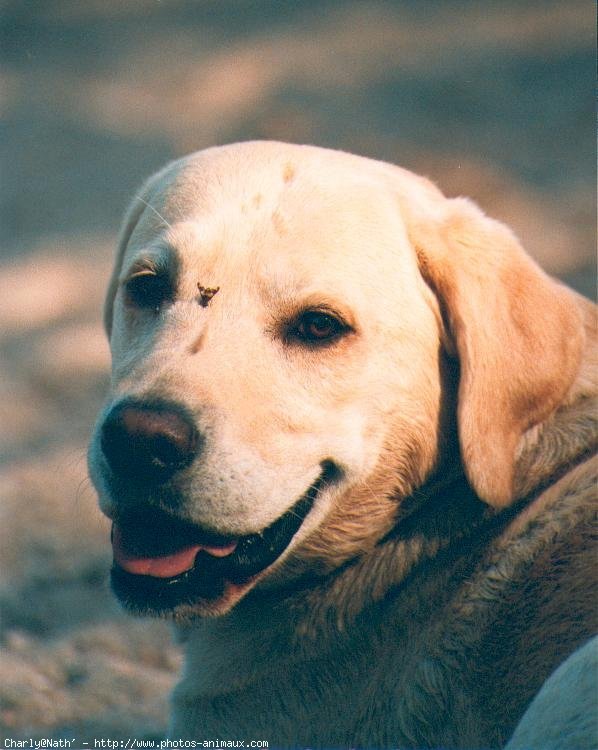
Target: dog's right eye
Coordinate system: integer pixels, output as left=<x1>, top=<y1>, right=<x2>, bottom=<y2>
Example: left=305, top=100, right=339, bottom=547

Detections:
left=124, top=273, right=172, bottom=311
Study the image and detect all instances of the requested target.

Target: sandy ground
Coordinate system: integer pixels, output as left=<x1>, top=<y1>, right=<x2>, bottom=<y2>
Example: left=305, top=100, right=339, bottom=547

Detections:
left=0, top=0, right=595, bottom=742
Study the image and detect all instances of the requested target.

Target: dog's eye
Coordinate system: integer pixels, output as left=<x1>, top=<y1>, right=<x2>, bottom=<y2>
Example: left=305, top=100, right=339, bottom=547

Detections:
left=124, top=273, right=172, bottom=311
left=290, top=310, right=349, bottom=346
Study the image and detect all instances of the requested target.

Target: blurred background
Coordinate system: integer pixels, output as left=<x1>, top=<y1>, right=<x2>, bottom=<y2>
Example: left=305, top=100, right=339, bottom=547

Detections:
left=0, top=0, right=595, bottom=742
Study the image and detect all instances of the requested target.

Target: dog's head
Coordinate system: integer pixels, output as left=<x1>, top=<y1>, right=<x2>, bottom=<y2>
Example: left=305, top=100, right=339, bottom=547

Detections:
left=88, top=141, right=583, bottom=618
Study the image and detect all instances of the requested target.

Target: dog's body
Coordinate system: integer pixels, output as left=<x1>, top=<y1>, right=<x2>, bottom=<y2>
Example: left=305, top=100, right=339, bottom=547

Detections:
left=89, top=142, right=597, bottom=749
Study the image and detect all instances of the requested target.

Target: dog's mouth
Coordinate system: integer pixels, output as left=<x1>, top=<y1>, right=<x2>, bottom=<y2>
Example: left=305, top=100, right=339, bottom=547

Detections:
left=110, top=463, right=336, bottom=616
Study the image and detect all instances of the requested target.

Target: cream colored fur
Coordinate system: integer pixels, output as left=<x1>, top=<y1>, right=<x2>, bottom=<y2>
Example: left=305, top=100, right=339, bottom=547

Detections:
left=90, top=141, right=597, bottom=748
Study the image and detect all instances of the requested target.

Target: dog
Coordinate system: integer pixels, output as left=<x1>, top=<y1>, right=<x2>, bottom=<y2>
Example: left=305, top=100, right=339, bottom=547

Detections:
left=88, top=141, right=597, bottom=749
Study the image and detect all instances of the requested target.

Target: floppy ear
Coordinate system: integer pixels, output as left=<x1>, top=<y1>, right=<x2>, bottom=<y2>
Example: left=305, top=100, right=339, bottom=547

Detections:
left=409, top=197, right=584, bottom=507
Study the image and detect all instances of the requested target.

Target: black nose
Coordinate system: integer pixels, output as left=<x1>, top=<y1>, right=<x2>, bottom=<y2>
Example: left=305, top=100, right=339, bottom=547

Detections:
left=101, top=401, right=199, bottom=486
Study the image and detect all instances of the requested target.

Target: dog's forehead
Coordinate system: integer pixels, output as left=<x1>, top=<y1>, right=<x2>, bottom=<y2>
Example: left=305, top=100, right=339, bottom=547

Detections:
left=161, top=145, right=397, bottom=224
left=131, top=146, right=416, bottom=302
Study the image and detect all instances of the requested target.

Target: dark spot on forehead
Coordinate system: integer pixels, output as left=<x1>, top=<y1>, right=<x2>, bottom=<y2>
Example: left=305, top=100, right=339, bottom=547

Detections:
left=283, top=163, right=296, bottom=183
left=252, top=193, right=263, bottom=207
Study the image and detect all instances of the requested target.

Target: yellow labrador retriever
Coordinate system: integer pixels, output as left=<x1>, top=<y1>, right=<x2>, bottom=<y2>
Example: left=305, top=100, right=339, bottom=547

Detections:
left=88, top=142, right=597, bottom=749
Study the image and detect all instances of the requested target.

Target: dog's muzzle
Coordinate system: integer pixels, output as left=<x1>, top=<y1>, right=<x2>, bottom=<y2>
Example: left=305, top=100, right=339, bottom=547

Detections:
left=108, top=463, right=336, bottom=615
left=97, top=398, right=338, bottom=615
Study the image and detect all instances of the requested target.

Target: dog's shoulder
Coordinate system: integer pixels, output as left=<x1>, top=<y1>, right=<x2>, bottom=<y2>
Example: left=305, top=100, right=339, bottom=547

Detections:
left=468, top=451, right=597, bottom=738
left=446, top=380, right=597, bottom=742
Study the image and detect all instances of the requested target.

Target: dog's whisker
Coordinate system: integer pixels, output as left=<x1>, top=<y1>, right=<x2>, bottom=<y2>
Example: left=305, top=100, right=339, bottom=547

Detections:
left=360, top=477, right=380, bottom=504
left=284, top=509, right=305, bottom=522
left=74, top=475, right=95, bottom=505
left=135, top=195, right=173, bottom=230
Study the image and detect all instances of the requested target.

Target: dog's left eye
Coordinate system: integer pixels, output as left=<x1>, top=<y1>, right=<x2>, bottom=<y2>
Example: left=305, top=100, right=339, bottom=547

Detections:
left=289, top=310, right=350, bottom=345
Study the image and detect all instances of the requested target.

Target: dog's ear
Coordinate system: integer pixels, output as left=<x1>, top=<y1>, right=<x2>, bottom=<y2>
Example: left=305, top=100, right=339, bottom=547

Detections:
left=409, top=197, right=584, bottom=507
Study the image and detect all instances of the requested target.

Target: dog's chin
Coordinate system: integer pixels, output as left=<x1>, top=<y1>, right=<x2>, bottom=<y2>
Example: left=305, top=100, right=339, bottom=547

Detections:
left=109, top=463, right=336, bottom=618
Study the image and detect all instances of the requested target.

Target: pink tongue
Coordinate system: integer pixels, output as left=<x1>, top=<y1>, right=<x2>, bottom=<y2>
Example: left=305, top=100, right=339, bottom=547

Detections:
left=112, top=526, right=238, bottom=579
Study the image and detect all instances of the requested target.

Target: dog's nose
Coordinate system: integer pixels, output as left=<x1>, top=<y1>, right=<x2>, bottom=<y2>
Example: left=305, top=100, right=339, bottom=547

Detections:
left=101, top=401, right=198, bottom=485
